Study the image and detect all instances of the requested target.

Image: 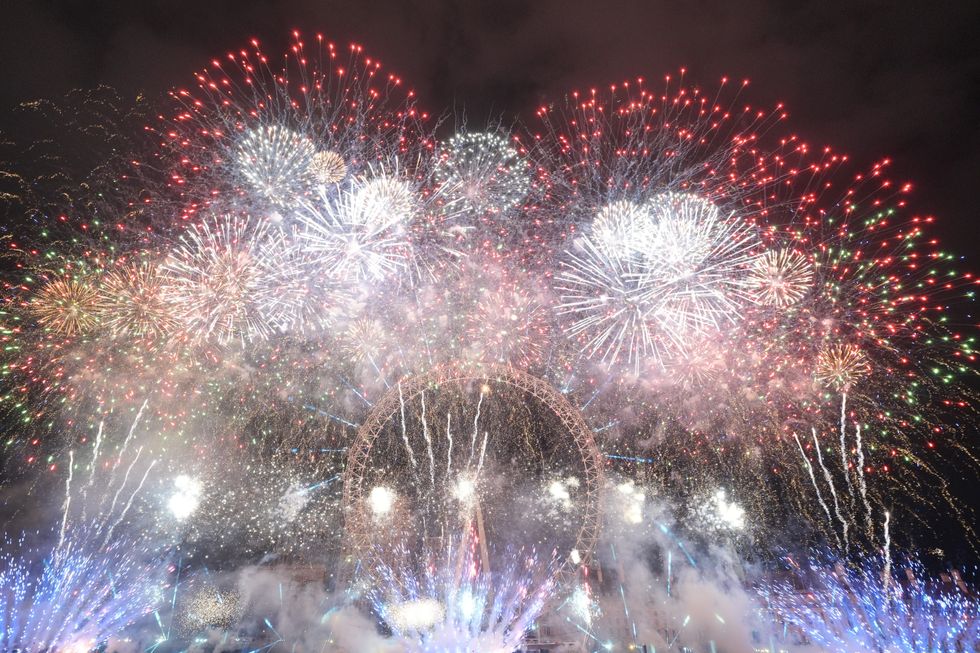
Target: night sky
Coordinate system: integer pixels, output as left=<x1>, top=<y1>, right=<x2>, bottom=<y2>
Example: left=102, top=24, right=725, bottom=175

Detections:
left=1, top=0, right=979, bottom=264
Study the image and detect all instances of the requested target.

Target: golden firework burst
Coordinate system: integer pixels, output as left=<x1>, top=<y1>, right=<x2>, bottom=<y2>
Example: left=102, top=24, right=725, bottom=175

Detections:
left=310, top=149, right=347, bottom=185
left=814, top=342, right=871, bottom=390
left=30, top=277, right=103, bottom=336
left=98, top=260, right=176, bottom=340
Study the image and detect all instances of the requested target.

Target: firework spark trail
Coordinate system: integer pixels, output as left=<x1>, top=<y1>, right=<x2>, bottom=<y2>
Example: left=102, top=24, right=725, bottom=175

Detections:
left=421, top=392, right=436, bottom=488
left=446, top=411, right=453, bottom=481
left=812, top=428, right=849, bottom=551
left=883, top=510, right=892, bottom=590
left=469, top=390, right=485, bottom=469
left=854, top=421, right=874, bottom=534
left=372, top=540, right=556, bottom=653
left=558, top=237, right=654, bottom=370
left=839, top=393, right=855, bottom=498
left=763, top=552, right=980, bottom=652
left=100, top=458, right=157, bottom=549
left=477, top=428, right=490, bottom=477
left=105, top=399, right=148, bottom=499
left=1, top=531, right=166, bottom=651
left=103, top=446, right=145, bottom=522
left=55, top=449, right=75, bottom=559
left=794, top=433, right=841, bottom=548
left=399, top=383, right=418, bottom=469
left=81, top=420, right=105, bottom=520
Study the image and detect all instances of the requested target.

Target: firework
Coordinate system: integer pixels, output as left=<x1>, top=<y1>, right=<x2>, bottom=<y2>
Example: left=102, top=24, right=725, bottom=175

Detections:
left=557, top=193, right=759, bottom=372
left=695, top=488, right=746, bottom=532
left=372, top=540, right=555, bottom=653
left=177, top=585, right=244, bottom=634
left=156, top=33, right=430, bottom=218
left=0, top=413, right=169, bottom=651
left=762, top=555, right=980, bottom=652
left=29, top=276, right=103, bottom=336
left=435, top=131, right=531, bottom=216
left=0, top=531, right=164, bottom=651
left=296, top=169, right=417, bottom=285
left=814, top=342, right=872, bottom=390
left=590, top=200, right=652, bottom=259
left=310, top=149, right=348, bottom=185
left=341, top=318, right=389, bottom=364
left=160, top=213, right=306, bottom=344
left=465, top=281, right=549, bottom=368
left=343, top=364, right=602, bottom=584
left=167, top=474, right=203, bottom=521
left=234, top=124, right=317, bottom=204
left=747, top=248, right=814, bottom=307
left=98, top=259, right=176, bottom=339
left=1, top=32, right=979, bottom=653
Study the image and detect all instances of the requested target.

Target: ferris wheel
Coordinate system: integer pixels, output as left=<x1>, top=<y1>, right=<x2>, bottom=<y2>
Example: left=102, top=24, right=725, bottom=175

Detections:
left=342, top=362, right=603, bottom=585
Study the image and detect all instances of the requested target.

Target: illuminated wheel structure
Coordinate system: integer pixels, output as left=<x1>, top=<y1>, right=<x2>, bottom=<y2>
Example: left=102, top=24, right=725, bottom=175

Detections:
left=342, top=362, right=603, bottom=586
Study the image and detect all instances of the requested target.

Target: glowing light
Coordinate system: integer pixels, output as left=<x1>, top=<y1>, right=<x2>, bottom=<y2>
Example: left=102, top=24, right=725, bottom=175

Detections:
left=369, top=485, right=396, bottom=516
left=591, top=200, right=652, bottom=258
left=387, top=598, right=446, bottom=631
left=762, top=556, right=980, bottom=652
left=98, top=260, right=175, bottom=339
left=30, top=277, right=103, bottom=336
left=558, top=193, right=759, bottom=371
left=297, top=170, right=416, bottom=284
left=452, top=476, right=477, bottom=504
left=160, top=213, right=305, bottom=344
left=168, top=475, right=202, bottom=521
left=699, top=488, right=746, bottom=532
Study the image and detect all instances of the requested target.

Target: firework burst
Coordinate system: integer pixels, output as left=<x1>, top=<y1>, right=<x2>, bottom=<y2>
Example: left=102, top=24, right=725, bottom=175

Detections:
left=762, top=555, right=980, bottom=653
left=372, top=541, right=556, bottom=653
left=747, top=247, right=814, bottom=307
left=296, top=168, right=417, bottom=285
left=29, top=276, right=104, bottom=336
left=234, top=124, right=317, bottom=205
left=160, top=214, right=306, bottom=345
left=435, top=131, right=531, bottom=217
left=310, top=149, right=348, bottom=185
left=97, top=259, right=176, bottom=340
left=814, top=342, right=872, bottom=390
left=558, top=193, right=759, bottom=372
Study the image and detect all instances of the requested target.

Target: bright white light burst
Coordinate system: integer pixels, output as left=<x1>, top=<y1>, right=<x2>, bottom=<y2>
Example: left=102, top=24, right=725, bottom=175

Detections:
left=435, top=132, right=530, bottom=216
left=168, top=475, right=202, bottom=521
left=234, top=125, right=316, bottom=203
left=558, top=192, right=759, bottom=372
left=160, top=214, right=306, bottom=344
left=297, top=170, right=416, bottom=284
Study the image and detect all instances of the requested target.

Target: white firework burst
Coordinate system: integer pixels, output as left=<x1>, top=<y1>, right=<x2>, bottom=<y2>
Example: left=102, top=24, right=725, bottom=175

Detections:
left=435, top=132, right=531, bottom=216
left=296, top=168, right=416, bottom=284
left=747, top=248, right=814, bottom=307
left=160, top=214, right=306, bottom=345
left=638, top=192, right=759, bottom=337
left=590, top=200, right=652, bottom=259
left=234, top=125, right=316, bottom=203
left=557, top=192, right=759, bottom=371
left=557, top=235, right=655, bottom=369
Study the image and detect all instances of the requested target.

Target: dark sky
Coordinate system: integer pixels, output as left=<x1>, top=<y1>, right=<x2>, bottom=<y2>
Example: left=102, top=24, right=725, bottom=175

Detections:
left=2, top=0, right=979, bottom=255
